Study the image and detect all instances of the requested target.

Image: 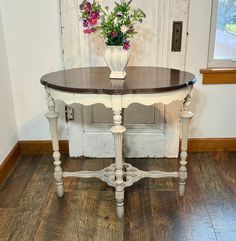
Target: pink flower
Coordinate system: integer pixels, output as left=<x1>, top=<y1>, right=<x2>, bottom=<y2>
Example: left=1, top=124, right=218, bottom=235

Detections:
left=90, top=28, right=96, bottom=33
left=111, top=31, right=118, bottom=38
left=79, top=0, right=92, bottom=13
left=83, top=29, right=91, bottom=34
left=83, top=20, right=88, bottom=27
left=123, top=41, right=130, bottom=50
left=83, top=28, right=96, bottom=34
left=91, top=11, right=100, bottom=19
left=85, top=2, right=91, bottom=13
left=88, top=17, right=98, bottom=26
left=79, top=1, right=85, bottom=10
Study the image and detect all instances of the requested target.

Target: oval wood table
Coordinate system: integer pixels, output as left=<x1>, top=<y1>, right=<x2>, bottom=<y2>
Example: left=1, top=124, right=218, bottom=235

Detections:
left=41, top=67, right=197, bottom=218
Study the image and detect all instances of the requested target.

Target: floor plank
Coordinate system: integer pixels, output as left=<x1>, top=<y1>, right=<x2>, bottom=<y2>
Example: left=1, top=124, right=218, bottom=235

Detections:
left=124, top=158, right=185, bottom=241
left=179, top=198, right=217, bottom=241
left=3, top=155, right=54, bottom=241
left=189, top=153, right=234, bottom=203
left=150, top=190, right=186, bottom=241
left=214, top=152, right=236, bottom=197
left=60, top=158, right=122, bottom=241
left=0, top=208, right=14, bottom=241
left=0, top=155, right=40, bottom=208
left=206, top=199, right=236, bottom=241
left=0, top=152, right=236, bottom=241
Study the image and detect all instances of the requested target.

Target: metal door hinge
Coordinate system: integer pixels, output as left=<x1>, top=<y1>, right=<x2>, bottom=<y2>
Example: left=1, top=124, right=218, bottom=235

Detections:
left=65, top=106, right=74, bottom=122
left=171, top=21, right=183, bottom=52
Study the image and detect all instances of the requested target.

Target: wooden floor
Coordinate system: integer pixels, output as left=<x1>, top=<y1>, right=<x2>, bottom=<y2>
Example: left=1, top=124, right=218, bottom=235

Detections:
left=0, top=152, right=236, bottom=241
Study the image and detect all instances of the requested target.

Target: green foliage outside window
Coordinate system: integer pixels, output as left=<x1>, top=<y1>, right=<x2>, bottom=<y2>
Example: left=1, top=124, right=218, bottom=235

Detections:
left=217, top=0, right=236, bottom=30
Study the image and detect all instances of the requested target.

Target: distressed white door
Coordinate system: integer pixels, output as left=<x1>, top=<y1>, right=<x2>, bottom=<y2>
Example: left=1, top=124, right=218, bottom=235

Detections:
left=59, top=0, right=190, bottom=158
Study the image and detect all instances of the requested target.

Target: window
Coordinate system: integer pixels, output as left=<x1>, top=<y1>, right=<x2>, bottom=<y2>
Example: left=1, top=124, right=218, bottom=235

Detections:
left=208, top=0, right=236, bottom=67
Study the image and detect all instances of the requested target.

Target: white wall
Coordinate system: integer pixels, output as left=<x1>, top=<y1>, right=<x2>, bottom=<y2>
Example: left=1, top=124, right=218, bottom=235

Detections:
left=0, top=9, right=17, bottom=164
left=186, top=0, right=236, bottom=138
left=0, top=0, right=235, bottom=146
left=0, top=0, right=66, bottom=141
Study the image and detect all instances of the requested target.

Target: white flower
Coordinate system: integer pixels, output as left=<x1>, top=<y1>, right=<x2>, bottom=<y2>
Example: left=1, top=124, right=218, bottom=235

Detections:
left=111, top=17, right=116, bottom=25
left=96, top=0, right=102, bottom=4
left=121, top=25, right=129, bottom=34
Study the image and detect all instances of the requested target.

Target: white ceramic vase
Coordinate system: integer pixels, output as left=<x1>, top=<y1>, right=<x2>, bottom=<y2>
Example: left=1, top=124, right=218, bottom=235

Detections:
left=105, top=46, right=130, bottom=79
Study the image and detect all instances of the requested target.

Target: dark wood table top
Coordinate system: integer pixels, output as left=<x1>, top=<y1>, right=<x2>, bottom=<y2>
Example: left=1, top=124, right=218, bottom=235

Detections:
left=40, top=67, right=196, bottom=94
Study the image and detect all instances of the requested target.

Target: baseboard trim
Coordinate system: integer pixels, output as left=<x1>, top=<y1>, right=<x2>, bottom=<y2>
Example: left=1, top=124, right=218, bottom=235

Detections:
left=187, top=138, right=236, bottom=152
left=19, top=138, right=236, bottom=154
left=19, top=140, right=69, bottom=155
left=0, top=143, right=21, bottom=186
left=1, top=138, right=236, bottom=185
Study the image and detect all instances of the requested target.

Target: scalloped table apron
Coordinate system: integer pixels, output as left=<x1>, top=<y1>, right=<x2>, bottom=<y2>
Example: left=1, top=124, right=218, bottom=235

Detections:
left=40, top=67, right=196, bottom=218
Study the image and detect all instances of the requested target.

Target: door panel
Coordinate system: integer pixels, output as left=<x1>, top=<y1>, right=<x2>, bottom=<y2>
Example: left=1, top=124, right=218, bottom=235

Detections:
left=92, top=104, right=158, bottom=125
left=83, top=104, right=164, bottom=133
left=59, top=0, right=189, bottom=157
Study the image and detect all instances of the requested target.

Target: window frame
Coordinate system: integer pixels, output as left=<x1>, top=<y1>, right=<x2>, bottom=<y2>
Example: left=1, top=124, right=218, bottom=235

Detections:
left=208, top=0, right=236, bottom=68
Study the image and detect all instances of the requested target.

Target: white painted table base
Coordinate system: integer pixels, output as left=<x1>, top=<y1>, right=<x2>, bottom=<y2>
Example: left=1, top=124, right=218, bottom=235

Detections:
left=45, top=86, right=193, bottom=218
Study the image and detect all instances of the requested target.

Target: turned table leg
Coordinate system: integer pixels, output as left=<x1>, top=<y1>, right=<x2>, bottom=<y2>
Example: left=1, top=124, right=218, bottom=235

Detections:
left=46, top=94, right=64, bottom=197
left=111, top=103, right=126, bottom=219
left=179, top=94, right=193, bottom=197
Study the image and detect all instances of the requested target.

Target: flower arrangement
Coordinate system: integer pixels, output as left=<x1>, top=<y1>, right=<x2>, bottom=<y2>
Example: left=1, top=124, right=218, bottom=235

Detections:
left=79, top=0, right=146, bottom=50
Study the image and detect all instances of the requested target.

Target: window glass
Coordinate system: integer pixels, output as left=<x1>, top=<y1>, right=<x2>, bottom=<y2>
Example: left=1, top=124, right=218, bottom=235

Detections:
left=214, top=0, right=236, bottom=60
